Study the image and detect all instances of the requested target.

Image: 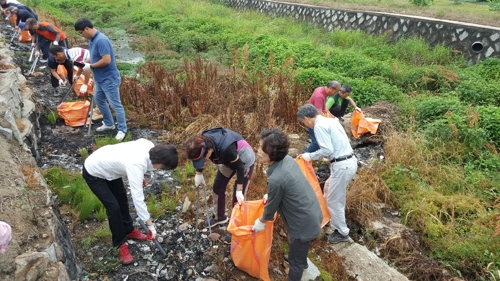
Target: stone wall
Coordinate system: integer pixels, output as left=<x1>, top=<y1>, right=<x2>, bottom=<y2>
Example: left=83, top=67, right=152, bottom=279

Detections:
left=0, top=37, right=78, bottom=280
left=219, top=0, right=500, bottom=65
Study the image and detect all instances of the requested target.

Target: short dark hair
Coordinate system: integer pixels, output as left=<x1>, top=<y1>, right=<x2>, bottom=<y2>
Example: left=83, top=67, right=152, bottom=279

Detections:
left=184, top=135, right=213, bottom=160
left=74, top=18, right=93, bottom=31
left=149, top=145, right=178, bottom=170
left=259, top=129, right=289, bottom=162
left=49, top=45, right=64, bottom=56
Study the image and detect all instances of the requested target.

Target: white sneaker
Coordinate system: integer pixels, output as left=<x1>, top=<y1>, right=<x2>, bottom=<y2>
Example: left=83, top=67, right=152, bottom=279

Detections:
left=115, top=131, right=126, bottom=141
left=39, top=58, right=48, bottom=63
left=96, top=122, right=115, bottom=132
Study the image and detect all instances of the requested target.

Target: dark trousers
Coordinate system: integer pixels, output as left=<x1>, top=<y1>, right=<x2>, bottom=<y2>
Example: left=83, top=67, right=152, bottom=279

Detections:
left=39, top=37, right=69, bottom=60
left=329, top=99, right=349, bottom=118
left=212, top=164, right=254, bottom=220
left=82, top=167, right=134, bottom=247
left=303, top=127, right=319, bottom=153
left=50, top=58, right=74, bottom=88
left=288, top=237, right=311, bottom=281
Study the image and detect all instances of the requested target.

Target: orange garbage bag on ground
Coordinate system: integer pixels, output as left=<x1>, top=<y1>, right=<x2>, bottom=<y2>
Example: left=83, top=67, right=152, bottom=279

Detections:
left=18, top=30, right=31, bottom=43
left=351, top=110, right=381, bottom=139
left=57, top=64, right=68, bottom=78
left=57, top=101, right=90, bottom=127
left=227, top=200, right=274, bottom=281
left=295, top=157, right=331, bottom=228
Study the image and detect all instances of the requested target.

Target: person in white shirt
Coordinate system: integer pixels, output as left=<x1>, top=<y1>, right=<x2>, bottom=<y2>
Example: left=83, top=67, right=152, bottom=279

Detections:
left=82, top=139, right=178, bottom=264
left=297, top=104, right=357, bottom=244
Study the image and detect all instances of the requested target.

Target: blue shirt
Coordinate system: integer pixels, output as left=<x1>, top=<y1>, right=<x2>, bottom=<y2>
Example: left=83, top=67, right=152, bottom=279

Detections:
left=88, top=30, right=120, bottom=82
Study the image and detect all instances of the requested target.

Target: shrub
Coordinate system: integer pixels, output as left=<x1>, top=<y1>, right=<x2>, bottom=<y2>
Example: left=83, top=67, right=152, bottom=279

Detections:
left=477, top=105, right=500, bottom=148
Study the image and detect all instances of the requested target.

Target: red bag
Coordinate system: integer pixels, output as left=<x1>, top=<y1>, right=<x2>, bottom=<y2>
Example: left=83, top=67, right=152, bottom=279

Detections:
left=227, top=200, right=274, bottom=281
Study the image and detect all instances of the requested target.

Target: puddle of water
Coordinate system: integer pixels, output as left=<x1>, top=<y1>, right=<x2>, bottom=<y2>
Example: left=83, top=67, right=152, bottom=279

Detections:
left=102, top=28, right=144, bottom=65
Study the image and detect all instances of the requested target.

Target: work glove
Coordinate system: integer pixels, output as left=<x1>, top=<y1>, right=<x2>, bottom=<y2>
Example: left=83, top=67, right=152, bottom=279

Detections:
left=301, top=153, right=312, bottom=162
left=73, top=74, right=80, bottom=81
left=236, top=190, right=244, bottom=205
left=263, top=194, right=268, bottom=204
left=83, top=63, right=92, bottom=71
left=52, top=41, right=58, bottom=46
left=34, top=51, right=40, bottom=58
left=252, top=218, right=265, bottom=232
left=31, top=43, right=36, bottom=48
left=79, top=84, right=88, bottom=94
left=147, top=223, right=157, bottom=239
left=194, top=173, right=205, bottom=188
left=142, top=179, right=146, bottom=187
left=58, top=79, right=67, bottom=87
left=355, top=107, right=362, bottom=112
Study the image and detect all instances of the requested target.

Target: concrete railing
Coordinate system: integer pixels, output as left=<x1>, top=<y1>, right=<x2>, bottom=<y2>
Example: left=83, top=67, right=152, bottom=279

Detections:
left=219, top=0, right=500, bottom=65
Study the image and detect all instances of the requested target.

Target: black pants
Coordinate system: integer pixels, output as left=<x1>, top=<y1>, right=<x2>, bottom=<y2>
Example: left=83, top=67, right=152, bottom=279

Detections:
left=39, top=37, right=69, bottom=60
left=50, top=59, right=74, bottom=88
left=329, top=98, right=349, bottom=118
left=212, top=164, right=254, bottom=220
left=82, top=167, right=134, bottom=247
left=287, top=237, right=311, bottom=281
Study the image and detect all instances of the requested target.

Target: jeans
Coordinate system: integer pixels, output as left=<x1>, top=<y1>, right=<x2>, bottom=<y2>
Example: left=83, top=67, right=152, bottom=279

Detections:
left=303, top=127, right=319, bottom=153
left=82, top=167, right=134, bottom=247
left=94, top=77, right=127, bottom=133
left=212, top=164, right=254, bottom=220
left=287, top=237, right=310, bottom=281
left=323, top=156, right=357, bottom=236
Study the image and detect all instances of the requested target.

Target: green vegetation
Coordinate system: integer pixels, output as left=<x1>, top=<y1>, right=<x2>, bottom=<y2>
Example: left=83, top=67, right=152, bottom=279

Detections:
left=36, top=0, right=500, bottom=278
left=46, top=110, right=59, bottom=125
left=79, top=147, right=88, bottom=159
left=44, top=167, right=104, bottom=221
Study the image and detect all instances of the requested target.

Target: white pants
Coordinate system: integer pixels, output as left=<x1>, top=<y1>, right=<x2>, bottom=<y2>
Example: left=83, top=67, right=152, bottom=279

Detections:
left=323, top=156, right=357, bottom=236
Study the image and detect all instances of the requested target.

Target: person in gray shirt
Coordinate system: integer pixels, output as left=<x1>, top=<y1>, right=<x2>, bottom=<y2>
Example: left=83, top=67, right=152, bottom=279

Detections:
left=252, top=128, right=322, bottom=281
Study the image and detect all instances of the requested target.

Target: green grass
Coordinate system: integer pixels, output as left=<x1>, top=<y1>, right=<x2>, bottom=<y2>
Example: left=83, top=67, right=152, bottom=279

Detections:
left=44, top=167, right=104, bottom=221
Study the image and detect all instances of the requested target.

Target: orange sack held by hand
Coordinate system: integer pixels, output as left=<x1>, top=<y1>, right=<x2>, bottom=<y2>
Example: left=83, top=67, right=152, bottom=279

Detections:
left=73, top=75, right=94, bottom=97
left=227, top=200, right=274, bottom=281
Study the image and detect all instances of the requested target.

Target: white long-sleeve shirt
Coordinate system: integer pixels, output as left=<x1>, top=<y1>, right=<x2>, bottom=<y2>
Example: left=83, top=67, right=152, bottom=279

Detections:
left=310, top=115, right=353, bottom=161
left=84, top=138, right=155, bottom=222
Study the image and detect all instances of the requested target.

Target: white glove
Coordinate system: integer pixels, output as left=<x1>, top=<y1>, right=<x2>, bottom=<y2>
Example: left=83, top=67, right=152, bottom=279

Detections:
left=73, top=74, right=80, bottom=81
left=31, top=43, right=36, bottom=48
left=355, top=107, right=362, bottom=112
left=83, top=63, right=92, bottom=71
left=53, top=41, right=58, bottom=46
left=263, top=194, right=268, bottom=204
left=34, top=51, right=40, bottom=58
left=194, top=173, right=205, bottom=188
left=58, top=79, right=67, bottom=87
left=147, top=223, right=157, bottom=239
left=301, top=153, right=312, bottom=162
left=79, top=84, right=88, bottom=94
left=236, top=190, right=244, bottom=205
left=252, top=218, right=266, bottom=232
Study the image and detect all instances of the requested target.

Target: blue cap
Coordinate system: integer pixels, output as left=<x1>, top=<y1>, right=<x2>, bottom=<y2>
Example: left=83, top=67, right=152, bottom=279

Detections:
left=18, top=22, right=25, bottom=31
left=191, top=146, right=206, bottom=170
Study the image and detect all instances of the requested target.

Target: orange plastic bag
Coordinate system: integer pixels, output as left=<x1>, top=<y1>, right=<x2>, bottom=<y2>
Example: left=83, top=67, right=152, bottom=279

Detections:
left=18, top=30, right=31, bottom=43
left=73, top=75, right=94, bottom=97
left=351, top=110, right=381, bottom=139
left=8, top=14, right=16, bottom=26
left=295, top=157, right=331, bottom=228
left=56, top=64, right=68, bottom=78
left=227, top=200, right=274, bottom=281
left=57, top=101, right=90, bottom=127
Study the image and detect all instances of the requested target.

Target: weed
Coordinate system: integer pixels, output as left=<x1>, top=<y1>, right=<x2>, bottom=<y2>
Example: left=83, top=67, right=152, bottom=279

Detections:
left=146, top=195, right=163, bottom=218
left=46, top=111, right=59, bottom=125
left=79, top=147, right=89, bottom=159
left=318, top=269, right=333, bottom=281
left=94, top=135, right=122, bottom=149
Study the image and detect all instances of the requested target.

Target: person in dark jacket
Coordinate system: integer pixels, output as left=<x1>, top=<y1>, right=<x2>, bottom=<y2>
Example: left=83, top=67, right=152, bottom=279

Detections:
left=253, top=128, right=322, bottom=281
left=8, top=5, right=37, bottom=27
left=185, top=127, right=255, bottom=227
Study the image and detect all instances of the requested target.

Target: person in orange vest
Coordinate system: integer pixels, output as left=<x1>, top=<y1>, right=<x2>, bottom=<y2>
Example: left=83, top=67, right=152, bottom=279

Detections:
left=25, top=18, right=68, bottom=63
